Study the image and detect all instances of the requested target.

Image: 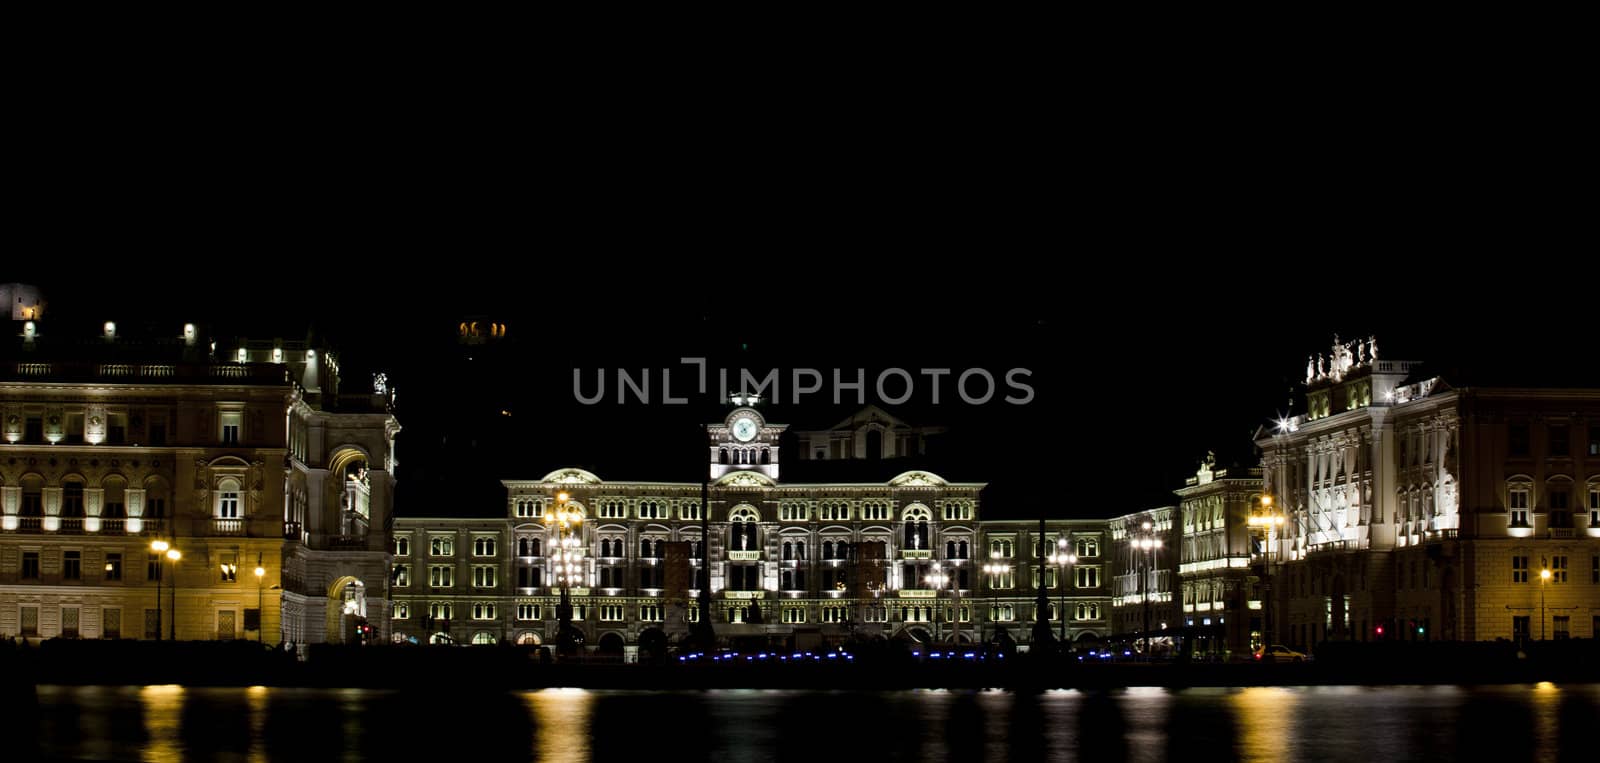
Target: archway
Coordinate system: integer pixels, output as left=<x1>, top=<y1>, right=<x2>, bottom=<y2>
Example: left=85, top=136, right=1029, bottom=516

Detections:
left=638, top=628, right=668, bottom=662
left=597, top=632, right=625, bottom=654
left=325, top=576, right=366, bottom=644
left=516, top=631, right=542, bottom=646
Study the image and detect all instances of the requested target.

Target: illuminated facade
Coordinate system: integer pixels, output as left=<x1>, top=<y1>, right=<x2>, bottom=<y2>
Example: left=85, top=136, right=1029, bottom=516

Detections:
left=1109, top=506, right=1179, bottom=652
left=390, top=405, right=1113, bottom=653
left=0, top=319, right=398, bottom=644
left=1173, top=457, right=1262, bottom=658
left=1256, top=337, right=1600, bottom=648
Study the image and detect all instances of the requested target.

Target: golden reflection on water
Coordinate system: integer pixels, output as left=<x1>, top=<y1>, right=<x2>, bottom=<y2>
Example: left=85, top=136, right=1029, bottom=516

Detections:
left=1232, top=687, right=1297, bottom=763
left=522, top=688, right=595, bottom=763
left=1532, top=682, right=1559, bottom=762
left=138, top=685, right=185, bottom=763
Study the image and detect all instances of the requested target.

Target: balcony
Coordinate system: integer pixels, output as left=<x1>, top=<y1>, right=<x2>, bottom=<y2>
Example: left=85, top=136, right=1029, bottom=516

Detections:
left=284, top=521, right=303, bottom=540
left=18, top=516, right=43, bottom=533
left=1548, top=528, right=1575, bottom=539
left=59, top=518, right=85, bottom=534
left=901, top=549, right=932, bottom=560
left=727, top=551, right=762, bottom=561
left=211, top=518, right=245, bottom=536
left=100, top=519, right=126, bottom=534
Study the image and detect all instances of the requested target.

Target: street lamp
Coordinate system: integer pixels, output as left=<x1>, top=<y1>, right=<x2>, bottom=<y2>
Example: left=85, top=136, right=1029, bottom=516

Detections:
left=925, top=565, right=950, bottom=647
left=1051, top=538, right=1077, bottom=643
left=543, top=491, right=582, bottom=654
left=254, top=554, right=267, bottom=643
left=1539, top=563, right=1551, bottom=641
left=982, top=552, right=1007, bottom=646
left=1134, top=524, right=1163, bottom=658
left=150, top=540, right=169, bottom=640
left=166, top=547, right=182, bottom=641
left=1247, top=495, right=1286, bottom=649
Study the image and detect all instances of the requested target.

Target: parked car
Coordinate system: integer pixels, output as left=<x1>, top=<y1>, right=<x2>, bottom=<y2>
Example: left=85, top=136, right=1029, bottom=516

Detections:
left=1255, top=645, right=1308, bottom=663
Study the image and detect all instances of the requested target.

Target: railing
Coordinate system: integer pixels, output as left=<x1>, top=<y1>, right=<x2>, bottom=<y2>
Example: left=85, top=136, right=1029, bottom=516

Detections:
left=59, top=518, right=84, bottom=534
left=98, top=364, right=136, bottom=376
left=1549, top=528, right=1575, bottom=539
left=18, top=516, right=42, bottom=532
left=211, top=518, right=245, bottom=536
left=138, top=519, right=167, bottom=536
left=100, top=519, right=126, bottom=534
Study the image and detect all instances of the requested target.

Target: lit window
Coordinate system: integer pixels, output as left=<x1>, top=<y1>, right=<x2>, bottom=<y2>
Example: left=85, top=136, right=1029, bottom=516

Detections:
left=638, top=501, right=666, bottom=520
left=941, top=501, right=971, bottom=521
left=861, top=501, right=890, bottom=521
left=394, top=537, right=410, bottom=556
left=1509, top=485, right=1530, bottom=527
left=639, top=605, right=663, bottom=622
left=1075, top=538, right=1099, bottom=558
left=1076, top=567, right=1099, bottom=588
left=863, top=605, right=888, bottom=623
left=428, top=602, right=452, bottom=621
left=989, top=570, right=1014, bottom=589
left=472, top=603, right=496, bottom=620
left=393, top=603, right=409, bottom=619
left=1075, top=603, right=1101, bottom=620
left=680, top=502, right=701, bottom=521
left=473, top=566, right=496, bottom=588
left=780, top=502, right=808, bottom=521
left=599, top=501, right=626, bottom=519
left=600, top=605, right=626, bottom=622
left=473, top=537, right=497, bottom=557
left=990, top=539, right=1014, bottom=558
left=394, top=565, right=411, bottom=587
left=517, top=604, right=542, bottom=621
left=220, top=411, right=242, bottom=445
left=431, top=537, right=454, bottom=556
left=471, top=633, right=496, bottom=645
left=782, top=606, right=806, bottom=624
left=989, top=605, right=1014, bottom=622
left=820, top=501, right=850, bottom=522
left=429, top=566, right=453, bottom=588
left=216, top=478, right=241, bottom=519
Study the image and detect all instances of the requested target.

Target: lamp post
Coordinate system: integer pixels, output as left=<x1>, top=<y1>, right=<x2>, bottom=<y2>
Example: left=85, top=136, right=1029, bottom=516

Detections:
left=1135, top=521, right=1163, bottom=658
left=1539, top=563, right=1551, bottom=641
left=925, top=565, right=949, bottom=647
left=983, top=552, right=1006, bottom=646
left=1248, top=495, right=1285, bottom=650
left=254, top=554, right=266, bottom=643
left=543, top=491, right=582, bottom=654
left=1052, top=538, right=1077, bottom=643
left=151, top=540, right=169, bottom=641
left=166, top=547, right=182, bottom=641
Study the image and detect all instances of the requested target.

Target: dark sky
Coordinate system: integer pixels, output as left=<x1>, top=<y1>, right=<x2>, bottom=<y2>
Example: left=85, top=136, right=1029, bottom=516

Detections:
left=13, top=266, right=1595, bottom=520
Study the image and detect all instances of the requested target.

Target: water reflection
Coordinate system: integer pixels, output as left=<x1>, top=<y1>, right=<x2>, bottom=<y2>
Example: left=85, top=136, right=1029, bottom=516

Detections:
left=18, top=683, right=1600, bottom=762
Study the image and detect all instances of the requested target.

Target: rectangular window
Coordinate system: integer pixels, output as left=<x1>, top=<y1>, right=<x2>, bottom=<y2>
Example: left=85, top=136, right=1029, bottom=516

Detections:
left=25, top=416, right=42, bottom=443
left=220, top=411, right=242, bottom=445
left=1550, top=425, right=1570, bottom=457
left=429, top=566, right=454, bottom=588
left=862, top=503, right=890, bottom=521
left=1553, top=616, right=1570, bottom=640
left=394, top=565, right=411, bottom=587
left=1513, top=555, right=1529, bottom=583
left=473, top=538, right=497, bottom=557
left=517, top=566, right=541, bottom=588
left=145, top=609, right=160, bottom=639
left=104, top=553, right=123, bottom=581
left=1552, top=556, right=1568, bottom=583
left=22, top=552, right=40, bottom=580
left=1076, top=566, right=1099, bottom=588
left=1590, top=488, right=1600, bottom=525
left=430, top=537, right=454, bottom=556
left=863, top=605, right=889, bottom=623
left=640, top=605, right=664, bottom=622
left=147, top=553, right=162, bottom=582
left=63, top=551, right=82, bottom=581
left=1592, top=555, right=1599, bottom=584
left=108, top=413, right=127, bottom=445
left=474, top=566, right=497, bottom=588
left=471, top=603, right=496, bottom=620
left=103, top=609, right=121, bottom=639
left=1508, top=423, right=1530, bottom=457
left=1551, top=489, right=1571, bottom=529
left=394, top=537, right=410, bottom=556
left=1075, top=602, right=1101, bottom=620
left=20, top=606, right=39, bottom=636
left=988, top=570, right=1013, bottom=590
left=392, top=602, right=409, bottom=619
left=782, top=606, right=806, bottom=624
left=600, top=605, right=625, bottom=622
left=942, top=502, right=971, bottom=521
left=517, top=604, right=542, bottom=621
left=220, top=552, right=238, bottom=582
left=61, top=607, right=80, bottom=638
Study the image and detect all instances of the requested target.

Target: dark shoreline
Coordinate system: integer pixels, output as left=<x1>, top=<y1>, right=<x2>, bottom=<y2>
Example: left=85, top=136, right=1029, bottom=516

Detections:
left=4, top=639, right=1599, bottom=691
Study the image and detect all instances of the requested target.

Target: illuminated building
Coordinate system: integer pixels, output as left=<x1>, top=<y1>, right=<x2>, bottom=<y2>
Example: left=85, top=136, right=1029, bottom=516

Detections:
left=0, top=314, right=398, bottom=644
left=1256, top=336, right=1600, bottom=648
left=1109, top=507, right=1179, bottom=654
left=390, top=403, right=1113, bottom=654
left=1173, top=456, right=1262, bottom=658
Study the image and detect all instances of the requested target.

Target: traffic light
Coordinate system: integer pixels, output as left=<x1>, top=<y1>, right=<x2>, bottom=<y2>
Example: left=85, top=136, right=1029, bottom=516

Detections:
left=1375, top=624, right=1384, bottom=637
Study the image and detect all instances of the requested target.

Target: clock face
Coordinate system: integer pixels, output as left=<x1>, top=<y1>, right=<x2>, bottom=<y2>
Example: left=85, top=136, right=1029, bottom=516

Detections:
left=731, top=416, right=758, bottom=442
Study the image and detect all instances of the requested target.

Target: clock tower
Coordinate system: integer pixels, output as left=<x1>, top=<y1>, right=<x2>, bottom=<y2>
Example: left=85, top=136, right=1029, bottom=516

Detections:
left=709, top=393, right=785, bottom=481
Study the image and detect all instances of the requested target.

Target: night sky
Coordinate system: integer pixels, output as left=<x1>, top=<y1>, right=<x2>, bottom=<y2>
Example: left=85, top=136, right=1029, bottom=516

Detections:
left=13, top=269, right=1594, bottom=520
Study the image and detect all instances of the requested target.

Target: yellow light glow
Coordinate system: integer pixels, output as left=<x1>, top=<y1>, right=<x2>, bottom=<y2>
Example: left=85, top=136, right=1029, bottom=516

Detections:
left=151, top=540, right=169, bottom=552
left=167, top=549, right=182, bottom=561
left=255, top=566, right=266, bottom=578
left=557, top=492, right=570, bottom=503
left=1540, top=569, right=1551, bottom=580
left=1261, top=496, right=1273, bottom=507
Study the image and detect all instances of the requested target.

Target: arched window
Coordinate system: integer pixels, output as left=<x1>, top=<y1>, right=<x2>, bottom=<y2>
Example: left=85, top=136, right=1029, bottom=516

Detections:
left=823, top=541, right=835, bottom=560
left=946, top=540, right=956, bottom=558
left=216, top=478, right=242, bottom=519
left=795, top=540, right=806, bottom=560
left=761, top=448, right=771, bottom=465
left=729, top=506, right=759, bottom=551
left=903, top=504, right=931, bottom=550
left=866, top=429, right=883, bottom=459
left=20, top=474, right=44, bottom=516
left=639, top=539, right=653, bottom=558
left=719, top=448, right=729, bottom=464
left=783, top=541, right=794, bottom=560
left=61, top=478, right=86, bottom=517
left=144, top=477, right=169, bottom=519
